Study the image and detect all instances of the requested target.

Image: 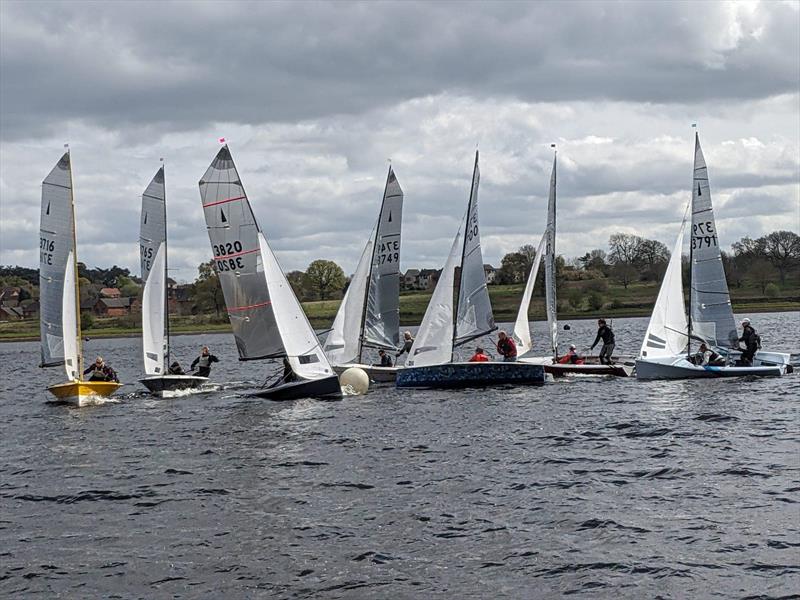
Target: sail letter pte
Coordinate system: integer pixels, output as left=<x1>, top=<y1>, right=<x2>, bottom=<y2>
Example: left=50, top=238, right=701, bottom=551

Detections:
left=39, top=152, right=73, bottom=369
left=140, top=167, right=167, bottom=375
left=690, top=134, right=737, bottom=348
left=199, top=146, right=284, bottom=360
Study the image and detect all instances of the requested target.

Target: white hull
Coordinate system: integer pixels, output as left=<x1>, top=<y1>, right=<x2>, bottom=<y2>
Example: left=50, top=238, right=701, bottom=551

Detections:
left=636, top=354, right=788, bottom=380
left=332, top=363, right=401, bottom=383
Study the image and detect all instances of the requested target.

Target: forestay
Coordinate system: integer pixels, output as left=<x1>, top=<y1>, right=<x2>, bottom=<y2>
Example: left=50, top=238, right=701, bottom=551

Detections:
left=260, top=232, right=333, bottom=379
left=513, top=233, right=546, bottom=356
left=39, top=152, right=76, bottom=375
left=140, top=167, right=167, bottom=375
left=199, top=146, right=284, bottom=360
left=690, top=134, right=736, bottom=348
left=543, top=154, right=558, bottom=356
left=454, top=151, right=495, bottom=346
left=640, top=213, right=689, bottom=358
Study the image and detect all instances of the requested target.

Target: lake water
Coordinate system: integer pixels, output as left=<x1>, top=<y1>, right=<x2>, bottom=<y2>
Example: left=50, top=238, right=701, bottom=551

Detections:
left=1, top=312, right=798, bottom=598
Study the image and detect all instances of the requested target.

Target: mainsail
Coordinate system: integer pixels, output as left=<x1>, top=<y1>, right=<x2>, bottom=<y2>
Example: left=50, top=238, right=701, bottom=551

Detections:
left=39, top=152, right=79, bottom=379
left=689, top=134, right=737, bottom=349
left=513, top=233, right=546, bottom=356
left=199, top=146, right=284, bottom=360
left=140, top=166, right=167, bottom=375
left=543, top=154, right=558, bottom=357
left=640, top=211, right=689, bottom=358
left=454, top=151, right=495, bottom=346
left=323, top=167, right=404, bottom=365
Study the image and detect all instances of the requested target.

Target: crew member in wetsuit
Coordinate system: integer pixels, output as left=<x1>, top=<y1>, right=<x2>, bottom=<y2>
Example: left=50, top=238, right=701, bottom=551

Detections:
left=590, top=319, right=615, bottom=365
left=374, top=349, right=393, bottom=367
left=191, top=346, right=219, bottom=377
left=737, top=318, right=759, bottom=366
left=83, top=356, right=119, bottom=382
left=396, top=331, right=414, bottom=360
left=468, top=347, right=490, bottom=362
left=495, top=331, right=517, bottom=362
left=168, top=361, right=185, bottom=375
left=558, top=344, right=584, bottom=365
left=697, top=343, right=725, bottom=366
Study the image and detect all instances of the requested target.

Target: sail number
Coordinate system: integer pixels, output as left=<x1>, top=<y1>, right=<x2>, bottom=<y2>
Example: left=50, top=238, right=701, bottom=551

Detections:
left=378, top=240, right=400, bottom=265
left=140, top=244, right=154, bottom=271
left=466, top=213, right=479, bottom=243
left=692, top=221, right=717, bottom=249
left=214, top=240, right=245, bottom=271
left=40, top=237, right=55, bottom=265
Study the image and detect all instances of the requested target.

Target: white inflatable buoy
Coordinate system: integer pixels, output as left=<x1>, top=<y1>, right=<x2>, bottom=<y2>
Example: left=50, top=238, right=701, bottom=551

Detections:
left=340, top=367, right=370, bottom=395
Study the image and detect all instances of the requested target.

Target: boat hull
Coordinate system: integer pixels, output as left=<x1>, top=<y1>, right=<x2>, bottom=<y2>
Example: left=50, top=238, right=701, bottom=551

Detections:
left=518, top=355, right=634, bottom=377
left=139, top=375, right=209, bottom=396
left=252, top=375, right=343, bottom=401
left=396, top=361, right=546, bottom=389
left=636, top=356, right=786, bottom=380
left=47, top=380, right=123, bottom=406
left=332, top=363, right=400, bottom=383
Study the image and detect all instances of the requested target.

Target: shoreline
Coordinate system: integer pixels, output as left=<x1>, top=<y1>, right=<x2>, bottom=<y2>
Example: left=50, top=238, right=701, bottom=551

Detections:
left=2, top=304, right=797, bottom=343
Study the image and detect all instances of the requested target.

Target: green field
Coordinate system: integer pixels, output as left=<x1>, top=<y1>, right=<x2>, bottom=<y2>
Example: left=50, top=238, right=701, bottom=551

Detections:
left=2, top=279, right=797, bottom=342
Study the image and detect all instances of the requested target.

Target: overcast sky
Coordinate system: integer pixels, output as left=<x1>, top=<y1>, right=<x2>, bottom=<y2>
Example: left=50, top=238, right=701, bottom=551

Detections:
left=1, top=0, right=798, bottom=282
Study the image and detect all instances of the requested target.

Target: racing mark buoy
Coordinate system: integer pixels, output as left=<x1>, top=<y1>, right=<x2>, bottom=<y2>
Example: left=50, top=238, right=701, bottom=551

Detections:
left=340, top=367, right=369, bottom=395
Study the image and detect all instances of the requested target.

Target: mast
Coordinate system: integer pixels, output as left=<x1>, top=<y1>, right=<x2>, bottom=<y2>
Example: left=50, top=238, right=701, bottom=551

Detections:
left=356, top=166, right=391, bottom=364
left=162, top=160, right=171, bottom=369
left=452, top=150, right=479, bottom=361
left=687, top=132, right=696, bottom=359
left=549, top=147, right=558, bottom=359
left=66, top=146, right=84, bottom=379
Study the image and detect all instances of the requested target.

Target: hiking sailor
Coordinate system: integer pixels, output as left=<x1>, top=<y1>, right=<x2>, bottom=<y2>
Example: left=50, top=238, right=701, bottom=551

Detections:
left=190, top=346, right=219, bottom=377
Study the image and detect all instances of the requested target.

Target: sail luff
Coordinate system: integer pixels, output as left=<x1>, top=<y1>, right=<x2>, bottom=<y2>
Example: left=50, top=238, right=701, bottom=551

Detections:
left=513, top=232, right=547, bottom=356
left=544, top=152, right=558, bottom=358
left=163, top=164, right=170, bottom=368
left=66, top=150, right=83, bottom=378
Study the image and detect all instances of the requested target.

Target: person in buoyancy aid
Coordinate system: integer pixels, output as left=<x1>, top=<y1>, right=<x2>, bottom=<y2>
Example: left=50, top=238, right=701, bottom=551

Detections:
left=495, top=331, right=517, bottom=362
left=590, top=319, right=616, bottom=365
left=736, top=318, right=760, bottom=366
left=190, top=346, right=219, bottom=377
left=168, top=361, right=185, bottom=375
left=373, top=349, right=393, bottom=367
left=697, top=342, right=725, bottom=367
left=468, top=347, right=490, bottom=362
left=558, top=344, right=585, bottom=365
left=396, top=331, right=414, bottom=361
left=83, top=356, right=119, bottom=382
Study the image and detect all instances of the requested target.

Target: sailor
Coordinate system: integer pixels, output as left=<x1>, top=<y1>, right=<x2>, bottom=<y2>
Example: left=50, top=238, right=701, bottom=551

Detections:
left=168, top=361, right=185, bottom=375
left=191, top=346, right=219, bottom=377
left=468, top=347, right=490, bottom=362
left=396, top=331, right=414, bottom=359
left=495, top=331, right=517, bottom=362
left=83, top=356, right=119, bottom=382
left=698, top=342, right=725, bottom=367
left=374, top=349, right=393, bottom=368
left=590, top=319, right=615, bottom=365
left=737, top=318, right=760, bottom=366
left=558, top=344, right=584, bottom=365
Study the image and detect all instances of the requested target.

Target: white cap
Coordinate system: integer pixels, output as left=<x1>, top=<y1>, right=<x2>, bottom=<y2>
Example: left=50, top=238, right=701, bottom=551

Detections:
left=741, top=318, right=750, bottom=325
left=569, top=344, right=576, bottom=350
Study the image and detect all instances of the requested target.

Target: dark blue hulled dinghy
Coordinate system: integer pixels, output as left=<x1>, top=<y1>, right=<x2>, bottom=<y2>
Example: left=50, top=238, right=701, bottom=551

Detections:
left=636, top=134, right=791, bottom=380
left=396, top=151, right=545, bottom=389
left=198, top=146, right=341, bottom=400
left=324, top=166, right=405, bottom=383
left=139, top=165, right=207, bottom=396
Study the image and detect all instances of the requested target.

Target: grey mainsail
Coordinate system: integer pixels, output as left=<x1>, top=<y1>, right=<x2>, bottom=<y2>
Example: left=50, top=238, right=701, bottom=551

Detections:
left=199, top=146, right=284, bottom=360
left=454, top=150, right=495, bottom=346
left=140, top=166, right=168, bottom=375
left=39, top=152, right=75, bottom=369
left=690, top=134, right=737, bottom=349
left=362, top=167, right=404, bottom=352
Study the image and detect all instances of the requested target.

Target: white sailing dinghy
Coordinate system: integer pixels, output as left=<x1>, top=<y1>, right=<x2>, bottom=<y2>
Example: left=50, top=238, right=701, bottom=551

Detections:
left=396, top=151, right=546, bottom=388
left=636, top=133, right=791, bottom=379
left=514, top=151, right=633, bottom=377
left=40, top=150, right=122, bottom=404
left=323, top=166, right=404, bottom=383
left=139, top=165, right=207, bottom=395
left=199, top=145, right=341, bottom=400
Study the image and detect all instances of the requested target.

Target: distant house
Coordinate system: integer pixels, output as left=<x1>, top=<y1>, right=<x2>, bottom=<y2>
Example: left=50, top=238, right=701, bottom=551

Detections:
left=418, top=268, right=442, bottom=290
left=0, top=306, right=24, bottom=321
left=483, top=264, right=498, bottom=284
left=168, top=284, right=195, bottom=315
left=0, top=286, right=21, bottom=307
left=403, top=269, right=420, bottom=290
left=99, top=287, right=122, bottom=299
left=93, top=297, right=133, bottom=317
left=22, top=300, right=39, bottom=319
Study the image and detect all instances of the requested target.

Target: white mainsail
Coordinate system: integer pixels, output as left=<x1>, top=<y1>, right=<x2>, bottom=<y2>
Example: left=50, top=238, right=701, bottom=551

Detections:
left=543, top=154, right=558, bottom=357
left=61, top=249, right=79, bottom=380
left=512, top=233, right=547, bottom=356
left=640, top=213, right=689, bottom=358
left=140, top=166, right=168, bottom=375
left=260, top=232, right=333, bottom=379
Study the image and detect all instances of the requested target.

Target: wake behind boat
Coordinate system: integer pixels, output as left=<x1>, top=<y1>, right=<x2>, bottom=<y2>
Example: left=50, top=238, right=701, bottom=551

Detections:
left=199, top=145, right=341, bottom=401
left=40, top=150, right=122, bottom=405
left=397, top=151, right=545, bottom=389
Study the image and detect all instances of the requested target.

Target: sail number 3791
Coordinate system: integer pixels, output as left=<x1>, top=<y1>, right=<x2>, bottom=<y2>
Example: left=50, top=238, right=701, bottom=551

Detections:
left=692, top=221, right=717, bottom=249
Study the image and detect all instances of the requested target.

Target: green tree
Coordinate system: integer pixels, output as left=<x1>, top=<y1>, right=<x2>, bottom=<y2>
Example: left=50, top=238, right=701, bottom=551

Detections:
left=286, top=270, right=311, bottom=301
left=303, top=260, right=346, bottom=301
left=587, top=292, right=605, bottom=311
left=761, top=230, right=800, bottom=284
left=498, top=252, right=531, bottom=284
left=81, top=311, right=95, bottom=330
left=194, top=261, right=225, bottom=315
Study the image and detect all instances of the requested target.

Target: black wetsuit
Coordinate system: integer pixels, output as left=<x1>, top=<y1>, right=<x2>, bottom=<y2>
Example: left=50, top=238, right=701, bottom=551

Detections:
left=591, top=325, right=616, bottom=365
left=396, top=339, right=413, bottom=358
left=83, top=364, right=119, bottom=382
left=191, top=354, right=219, bottom=377
left=375, top=354, right=393, bottom=367
left=738, top=325, right=758, bottom=366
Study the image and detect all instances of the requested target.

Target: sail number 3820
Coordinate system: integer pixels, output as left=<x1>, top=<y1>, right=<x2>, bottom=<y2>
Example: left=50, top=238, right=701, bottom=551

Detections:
left=214, top=241, right=245, bottom=271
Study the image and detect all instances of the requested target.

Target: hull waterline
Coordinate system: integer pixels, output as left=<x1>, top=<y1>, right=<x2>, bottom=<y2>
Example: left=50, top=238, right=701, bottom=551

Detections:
left=396, top=361, right=546, bottom=389
left=252, top=375, right=343, bottom=401
left=332, top=363, right=400, bottom=383
left=47, top=380, right=123, bottom=406
left=139, top=375, right=209, bottom=396
left=636, top=356, right=786, bottom=380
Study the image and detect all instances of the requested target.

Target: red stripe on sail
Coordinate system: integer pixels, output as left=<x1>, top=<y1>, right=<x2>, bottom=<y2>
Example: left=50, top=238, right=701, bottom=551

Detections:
left=227, top=301, right=272, bottom=313
left=203, top=195, right=246, bottom=208
left=213, top=247, right=259, bottom=260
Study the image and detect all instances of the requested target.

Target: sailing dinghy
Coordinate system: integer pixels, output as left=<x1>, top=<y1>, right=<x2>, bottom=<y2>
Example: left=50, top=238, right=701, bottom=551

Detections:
left=139, top=165, right=207, bottom=396
left=40, top=150, right=122, bottom=404
left=514, top=151, right=633, bottom=376
left=635, top=133, right=791, bottom=379
left=323, top=166, right=404, bottom=383
left=396, top=151, right=546, bottom=388
left=199, top=145, right=341, bottom=400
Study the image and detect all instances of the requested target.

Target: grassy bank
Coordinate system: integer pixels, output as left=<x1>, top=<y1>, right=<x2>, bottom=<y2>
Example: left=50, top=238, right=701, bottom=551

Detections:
left=2, top=280, right=797, bottom=342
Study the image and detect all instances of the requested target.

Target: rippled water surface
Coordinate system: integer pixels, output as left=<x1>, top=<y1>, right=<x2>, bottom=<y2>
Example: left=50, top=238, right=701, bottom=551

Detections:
left=2, top=313, right=799, bottom=598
